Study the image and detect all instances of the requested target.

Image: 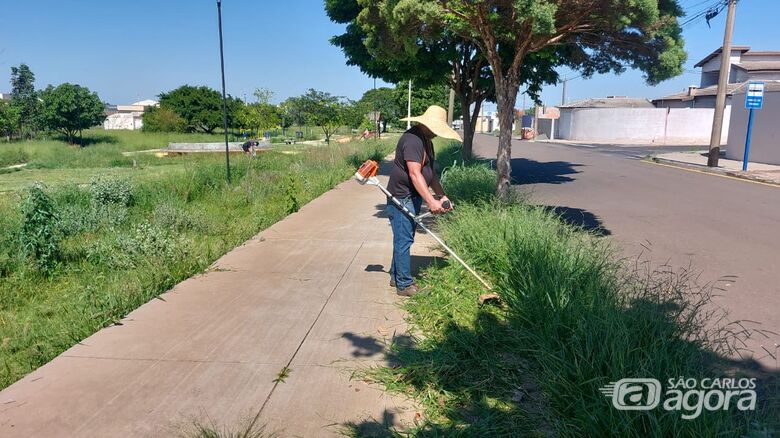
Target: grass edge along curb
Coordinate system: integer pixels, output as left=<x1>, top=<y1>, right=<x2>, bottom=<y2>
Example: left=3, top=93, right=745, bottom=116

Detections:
left=348, top=149, right=778, bottom=437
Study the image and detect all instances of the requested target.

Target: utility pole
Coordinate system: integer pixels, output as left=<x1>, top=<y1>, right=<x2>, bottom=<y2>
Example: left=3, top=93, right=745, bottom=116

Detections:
left=216, top=0, right=231, bottom=183
left=447, top=87, right=455, bottom=126
left=561, top=77, right=568, bottom=106
left=708, top=0, right=737, bottom=167
left=407, top=80, right=412, bottom=130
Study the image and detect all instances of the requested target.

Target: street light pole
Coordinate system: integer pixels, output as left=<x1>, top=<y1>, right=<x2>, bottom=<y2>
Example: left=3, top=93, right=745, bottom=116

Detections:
left=216, top=0, right=231, bottom=183
left=707, top=0, right=737, bottom=168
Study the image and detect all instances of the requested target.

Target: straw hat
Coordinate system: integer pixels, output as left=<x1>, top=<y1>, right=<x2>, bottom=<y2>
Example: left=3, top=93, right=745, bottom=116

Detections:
left=401, top=105, right=462, bottom=141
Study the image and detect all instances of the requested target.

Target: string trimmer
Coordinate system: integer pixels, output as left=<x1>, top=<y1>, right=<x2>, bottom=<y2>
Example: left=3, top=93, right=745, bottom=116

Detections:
left=354, top=160, right=494, bottom=293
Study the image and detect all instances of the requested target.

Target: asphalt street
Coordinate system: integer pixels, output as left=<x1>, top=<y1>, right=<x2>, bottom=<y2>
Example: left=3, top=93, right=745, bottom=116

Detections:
left=472, top=134, right=780, bottom=370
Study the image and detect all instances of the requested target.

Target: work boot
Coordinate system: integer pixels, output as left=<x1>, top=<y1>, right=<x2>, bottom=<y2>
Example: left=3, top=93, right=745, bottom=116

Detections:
left=396, top=284, right=421, bottom=297
left=389, top=278, right=396, bottom=288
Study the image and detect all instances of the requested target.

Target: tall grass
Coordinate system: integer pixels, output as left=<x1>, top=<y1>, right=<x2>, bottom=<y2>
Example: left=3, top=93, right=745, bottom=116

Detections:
left=0, top=137, right=392, bottom=389
left=356, top=148, right=776, bottom=436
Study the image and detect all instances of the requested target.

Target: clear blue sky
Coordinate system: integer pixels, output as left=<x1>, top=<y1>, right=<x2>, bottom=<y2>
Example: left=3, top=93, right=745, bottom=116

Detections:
left=1, top=0, right=776, bottom=110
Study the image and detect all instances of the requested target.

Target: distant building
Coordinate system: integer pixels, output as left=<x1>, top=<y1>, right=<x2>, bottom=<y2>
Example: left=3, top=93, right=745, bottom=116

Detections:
left=103, top=99, right=159, bottom=130
left=0, top=92, right=11, bottom=102
left=653, top=46, right=780, bottom=109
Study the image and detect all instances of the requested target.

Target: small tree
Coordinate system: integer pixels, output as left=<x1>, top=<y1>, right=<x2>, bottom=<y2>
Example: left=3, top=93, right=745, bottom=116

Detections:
left=10, top=64, right=40, bottom=138
left=141, top=106, right=186, bottom=132
left=237, top=103, right=280, bottom=138
left=359, top=87, right=402, bottom=130
left=0, top=100, right=21, bottom=141
left=20, top=182, right=60, bottom=274
left=158, top=85, right=225, bottom=134
left=39, top=83, right=106, bottom=145
left=299, top=89, right=346, bottom=144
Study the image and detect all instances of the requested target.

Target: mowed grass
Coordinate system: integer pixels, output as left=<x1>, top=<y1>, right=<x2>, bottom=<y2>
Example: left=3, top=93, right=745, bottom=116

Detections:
left=0, top=131, right=393, bottom=389
left=350, top=146, right=778, bottom=436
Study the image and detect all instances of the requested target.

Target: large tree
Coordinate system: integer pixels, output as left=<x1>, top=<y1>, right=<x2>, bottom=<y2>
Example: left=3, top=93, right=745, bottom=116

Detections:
left=327, top=0, right=561, bottom=161
left=158, top=85, right=230, bottom=134
left=10, top=64, right=40, bottom=138
left=380, top=0, right=686, bottom=197
left=39, top=83, right=106, bottom=145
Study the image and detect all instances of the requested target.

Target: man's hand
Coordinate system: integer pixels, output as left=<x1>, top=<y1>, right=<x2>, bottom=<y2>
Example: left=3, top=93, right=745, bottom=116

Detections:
left=440, top=196, right=453, bottom=212
left=427, top=198, right=446, bottom=214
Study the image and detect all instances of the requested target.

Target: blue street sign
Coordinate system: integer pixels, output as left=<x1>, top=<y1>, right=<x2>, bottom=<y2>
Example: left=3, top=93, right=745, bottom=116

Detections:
left=745, top=82, right=764, bottom=110
left=742, top=82, right=764, bottom=171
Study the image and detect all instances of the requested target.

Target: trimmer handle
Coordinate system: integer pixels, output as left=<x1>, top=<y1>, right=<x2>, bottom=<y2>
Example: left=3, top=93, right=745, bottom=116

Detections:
left=442, top=200, right=451, bottom=210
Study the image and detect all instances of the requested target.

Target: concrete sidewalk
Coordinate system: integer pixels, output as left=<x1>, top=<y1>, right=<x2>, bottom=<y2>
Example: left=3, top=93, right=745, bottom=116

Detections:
left=0, top=170, right=432, bottom=437
left=652, top=151, right=780, bottom=185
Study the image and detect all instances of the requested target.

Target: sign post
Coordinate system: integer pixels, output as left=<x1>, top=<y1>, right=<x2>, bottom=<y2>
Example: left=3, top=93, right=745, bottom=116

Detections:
left=742, top=82, right=764, bottom=171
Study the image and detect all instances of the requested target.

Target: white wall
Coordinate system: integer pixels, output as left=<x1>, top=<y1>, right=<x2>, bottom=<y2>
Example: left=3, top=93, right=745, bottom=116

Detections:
left=103, top=113, right=143, bottom=130
left=557, top=107, right=729, bottom=144
left=726, top=91, right=780, bottom=165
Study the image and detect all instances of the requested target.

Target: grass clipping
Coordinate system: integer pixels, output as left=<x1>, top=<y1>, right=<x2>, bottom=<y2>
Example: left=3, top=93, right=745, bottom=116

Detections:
left=353, top=159, right=777, bottom=437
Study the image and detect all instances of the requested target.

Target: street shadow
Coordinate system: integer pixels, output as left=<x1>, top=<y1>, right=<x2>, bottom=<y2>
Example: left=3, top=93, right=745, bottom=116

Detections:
left=543, top=205, right=611, bottom=236
left=365, top=264, right=386, bottom=273
left=508, top=157, right=582, bottom=185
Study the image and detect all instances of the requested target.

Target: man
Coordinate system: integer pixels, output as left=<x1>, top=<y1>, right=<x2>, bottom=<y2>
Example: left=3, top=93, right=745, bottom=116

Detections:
left=386, top=105, right=462, bottom=296
left=241, top=139, right=258, bottom=156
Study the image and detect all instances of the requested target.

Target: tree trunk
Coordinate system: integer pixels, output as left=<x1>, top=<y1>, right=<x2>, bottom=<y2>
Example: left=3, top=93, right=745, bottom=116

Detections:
left=494, top=80, right=520, bottom=200
left=456, top=86, right=484, bottom=163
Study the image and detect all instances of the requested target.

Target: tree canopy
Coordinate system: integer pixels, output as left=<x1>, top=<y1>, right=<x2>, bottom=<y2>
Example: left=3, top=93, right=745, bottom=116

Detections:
left=38, top=83, right=106, bottom=145
left=158, top=85, right=239, bottom=134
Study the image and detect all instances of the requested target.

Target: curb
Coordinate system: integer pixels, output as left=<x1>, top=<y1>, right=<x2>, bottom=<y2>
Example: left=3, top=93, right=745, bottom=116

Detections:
left=646, top=157, right=780, bottom=187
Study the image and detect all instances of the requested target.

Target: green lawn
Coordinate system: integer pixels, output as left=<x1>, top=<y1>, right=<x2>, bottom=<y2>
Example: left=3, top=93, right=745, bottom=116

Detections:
left=0, top=129, right=394, bottom=389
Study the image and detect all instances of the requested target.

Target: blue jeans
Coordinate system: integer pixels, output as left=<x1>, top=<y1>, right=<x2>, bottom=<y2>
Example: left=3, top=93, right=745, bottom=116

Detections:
left=387, top=195, right=423, bottom=289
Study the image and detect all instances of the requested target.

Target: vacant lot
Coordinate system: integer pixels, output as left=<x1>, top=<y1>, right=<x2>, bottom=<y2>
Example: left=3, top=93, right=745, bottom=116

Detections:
left=0, top=130, right=393, bottom=388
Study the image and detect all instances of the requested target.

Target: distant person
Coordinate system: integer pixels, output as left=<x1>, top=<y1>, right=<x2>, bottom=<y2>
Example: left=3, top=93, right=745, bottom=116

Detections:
left=386, top=105, right=461, bottom=296
left=242, top=140, right=258, bottom=156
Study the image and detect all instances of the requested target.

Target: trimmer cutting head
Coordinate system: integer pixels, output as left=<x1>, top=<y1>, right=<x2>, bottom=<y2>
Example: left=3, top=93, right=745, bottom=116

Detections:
left=354, top=159, right=379, bottom=185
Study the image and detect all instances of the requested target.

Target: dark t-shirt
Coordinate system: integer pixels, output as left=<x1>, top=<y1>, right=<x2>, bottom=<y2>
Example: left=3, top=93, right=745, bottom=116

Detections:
left=386, top=126, right=435, bottom=197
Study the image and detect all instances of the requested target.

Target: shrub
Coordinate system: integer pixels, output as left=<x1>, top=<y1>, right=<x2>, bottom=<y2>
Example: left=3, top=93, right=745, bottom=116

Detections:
left=142, top=106, right=186, bottom=133
left=89, top=176, right=133, bottom=206
left=153, top=203, right=207, bottom=232
left=20, top=183, right=60, bottom=273
left=58, top=203, right=128, bottom=236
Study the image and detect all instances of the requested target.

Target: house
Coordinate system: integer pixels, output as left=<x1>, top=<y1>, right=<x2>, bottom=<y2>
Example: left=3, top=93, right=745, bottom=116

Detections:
left=725, top=81, right=780, bottom=166
left=103, top=99, right=159, bottom=130
left=0, top=92, right=11, bottom=102
left=653, top=46, right=780, bottom=109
